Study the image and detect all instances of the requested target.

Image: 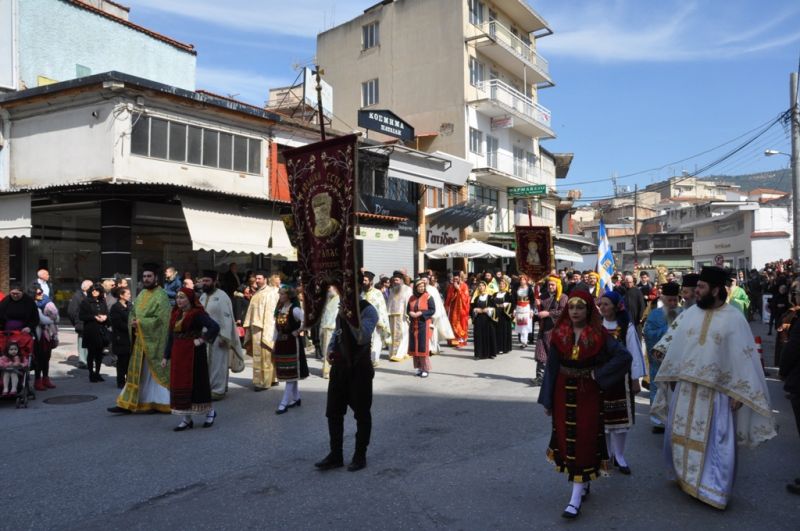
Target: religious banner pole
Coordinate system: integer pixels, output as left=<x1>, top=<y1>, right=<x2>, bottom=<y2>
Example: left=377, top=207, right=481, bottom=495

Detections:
left=314, top=65, right=326, bottom=141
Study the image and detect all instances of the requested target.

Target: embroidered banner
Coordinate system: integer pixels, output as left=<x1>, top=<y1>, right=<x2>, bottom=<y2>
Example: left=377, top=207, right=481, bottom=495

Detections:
left=515, top=226, right=554, bottom=282
left=286, top=134, right=360, bottom=328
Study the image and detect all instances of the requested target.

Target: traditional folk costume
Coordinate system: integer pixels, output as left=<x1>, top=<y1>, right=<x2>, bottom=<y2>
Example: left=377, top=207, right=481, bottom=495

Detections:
left=273, top=298, right=308, bottom=413
left=599, top=291, right=645, bottom=474
left=426, top=283, right=454, bottom=355
left=319, top=289, right=340, bottom=379
left=387, top=278, right=413, bottom=361
left=643, top=283, right=683, bottom=429
left=200, top=283, right=244, bottom=400
left=164, top=288, right=220, bottom=422
left=512, top=284, right=535, bottom=348
left=493, top=286, right=514, bottom=354
left=243, top=283, right=280, bottom=390
left=361, top=275, right=391, bottom=366
left=535, top=279, right=568, bottom=384
left=408, top=281, right=436, bottom=376
left=445, top=280, right=470, bottom=348
left=116, top=283, right=171, bottom=413
left=651, top=267, right=776, bottom=510
left=538, top=290, right=632, bottom=519
left=471, top=286, right=497, bottom=359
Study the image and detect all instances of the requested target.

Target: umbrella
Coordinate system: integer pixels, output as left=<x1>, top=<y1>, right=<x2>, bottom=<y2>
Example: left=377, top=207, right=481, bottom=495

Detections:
left=426, top=238, right=516, bottom=259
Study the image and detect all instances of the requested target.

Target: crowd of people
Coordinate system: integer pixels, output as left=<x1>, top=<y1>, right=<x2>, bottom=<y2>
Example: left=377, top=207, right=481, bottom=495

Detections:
left=0, top=258, right=798, bottom=511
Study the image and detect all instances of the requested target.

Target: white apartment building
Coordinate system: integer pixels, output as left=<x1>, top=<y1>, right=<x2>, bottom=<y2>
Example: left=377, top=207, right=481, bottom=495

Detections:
left=317, top=0, right=558, bottom=250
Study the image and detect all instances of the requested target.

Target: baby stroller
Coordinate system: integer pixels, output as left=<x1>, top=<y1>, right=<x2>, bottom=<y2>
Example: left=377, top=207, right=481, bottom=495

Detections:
left=0, top=331, right=35, bottom=408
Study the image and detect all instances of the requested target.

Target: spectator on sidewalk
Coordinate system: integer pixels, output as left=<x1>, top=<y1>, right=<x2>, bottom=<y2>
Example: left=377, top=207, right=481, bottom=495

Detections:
left=36, top=268, right=52, bottom=299
left=0, top=282, right=40, bottom=334
left=110, top=286, right=132, bottom=389
left=79, top=283, right=109, bottom=383
left=67, top=279, right=93, bottom=369
left=31, top=284, right=59, bottom=391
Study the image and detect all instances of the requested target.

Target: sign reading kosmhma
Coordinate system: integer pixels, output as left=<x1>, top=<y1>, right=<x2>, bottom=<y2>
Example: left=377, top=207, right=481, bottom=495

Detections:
left=358, top=109, right=415, bottom=142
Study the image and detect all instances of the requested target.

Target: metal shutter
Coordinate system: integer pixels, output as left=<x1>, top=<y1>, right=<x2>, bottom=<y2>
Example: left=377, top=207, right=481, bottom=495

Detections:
left=363, top=235, right=415, bottom=278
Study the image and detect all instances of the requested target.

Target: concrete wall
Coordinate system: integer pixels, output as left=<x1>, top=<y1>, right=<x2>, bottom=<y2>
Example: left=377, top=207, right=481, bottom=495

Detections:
left=18, top=0, right=195, bottom=90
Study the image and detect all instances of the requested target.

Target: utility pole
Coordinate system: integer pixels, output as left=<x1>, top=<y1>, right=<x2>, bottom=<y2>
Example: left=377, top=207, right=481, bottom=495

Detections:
left=633, top=184, right=639, bottom=270
left=791, top=72, right=800, bottom=269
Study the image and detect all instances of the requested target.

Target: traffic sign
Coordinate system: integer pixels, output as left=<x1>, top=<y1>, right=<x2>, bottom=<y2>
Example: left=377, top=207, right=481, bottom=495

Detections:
left=508, top=184, right=547, bottom=197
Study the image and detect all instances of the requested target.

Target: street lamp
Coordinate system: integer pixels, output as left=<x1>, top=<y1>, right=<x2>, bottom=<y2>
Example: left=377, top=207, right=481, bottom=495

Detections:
left=764, top=149, right=790, bottom=157
left=764, top=146, right=797, bottom=270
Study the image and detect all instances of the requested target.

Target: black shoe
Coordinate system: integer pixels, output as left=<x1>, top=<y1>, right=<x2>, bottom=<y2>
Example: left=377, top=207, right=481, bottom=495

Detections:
left=89, top=373, right=98, bottom=383
left=275, top=406, right=289, bottom=415
left=95, top=374, right=104, bottom=382
left=288, top=399, right=302, bottom=408
left=561, top=504, right=580, bottom=519
left=203, top=411, right=217, bottom=428
left=315, top=453, right=344, bottom=470
left=254, top=386, right=266, bottom=392
left=794, top=478, right=800, bottom=485
left=348, top=457, right=367, bottom=472
left=174, top=419, right=193, bottom=431
left=787, top=483, right=800, bottom=495
left=613, top=458, right=631, bottom=475
left=652, top=426, right=665, bottom=434
left=116, top=382, right=125, bottom=389
left=106, top=406, right=131, bottom=414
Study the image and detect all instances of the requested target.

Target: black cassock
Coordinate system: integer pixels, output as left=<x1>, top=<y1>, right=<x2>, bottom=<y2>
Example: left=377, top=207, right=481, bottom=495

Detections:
left=493, top=291, right=513, bottom=354
left=471, top=294, right=498, bottom=359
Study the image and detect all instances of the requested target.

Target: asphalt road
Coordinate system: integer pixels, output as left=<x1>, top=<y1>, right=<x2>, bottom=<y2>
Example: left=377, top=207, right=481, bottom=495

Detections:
left=2, top=320, right=798, bottom=530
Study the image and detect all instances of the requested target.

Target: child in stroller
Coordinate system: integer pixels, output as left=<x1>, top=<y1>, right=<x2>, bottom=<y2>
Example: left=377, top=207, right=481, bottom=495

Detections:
left=1, top=342, right=24, bottom=396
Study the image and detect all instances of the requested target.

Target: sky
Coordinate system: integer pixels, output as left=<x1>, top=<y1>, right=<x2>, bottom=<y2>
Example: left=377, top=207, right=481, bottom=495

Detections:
left=124, top=0, right=800, bottom=200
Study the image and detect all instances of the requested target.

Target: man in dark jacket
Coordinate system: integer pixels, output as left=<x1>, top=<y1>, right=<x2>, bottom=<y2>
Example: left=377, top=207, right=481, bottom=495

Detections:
left=0, top=282, right=40, bottom=333
left=620, top=274, right=646, bottom=334
left=67, top=279, right=93, bottom=369
left=779, top=290, right=800, bottom=495
left=109, top=286, right=132, bottom=389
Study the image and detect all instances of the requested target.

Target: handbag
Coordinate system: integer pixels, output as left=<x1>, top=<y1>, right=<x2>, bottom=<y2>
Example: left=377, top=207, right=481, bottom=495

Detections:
left=516, top=316, right=529, bottom=326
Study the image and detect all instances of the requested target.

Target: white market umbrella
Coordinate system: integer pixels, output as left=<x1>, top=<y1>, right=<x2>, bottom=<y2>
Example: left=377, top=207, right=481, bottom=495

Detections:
left=426, top=238, right=516, bottom=259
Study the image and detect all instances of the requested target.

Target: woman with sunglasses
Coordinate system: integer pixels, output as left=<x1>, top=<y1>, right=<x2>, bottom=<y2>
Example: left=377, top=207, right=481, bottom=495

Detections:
left=538, top=290, right=631, bottom=520
left=30, top=284, right=59, bottom=390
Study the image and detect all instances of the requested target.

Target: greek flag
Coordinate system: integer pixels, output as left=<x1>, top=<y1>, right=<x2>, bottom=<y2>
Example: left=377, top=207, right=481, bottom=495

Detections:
left=596, top=219, right=615, bottom=293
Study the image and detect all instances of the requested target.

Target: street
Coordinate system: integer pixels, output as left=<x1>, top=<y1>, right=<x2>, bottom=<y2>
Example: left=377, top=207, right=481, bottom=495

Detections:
left=3, top=320, right=799, bottom=531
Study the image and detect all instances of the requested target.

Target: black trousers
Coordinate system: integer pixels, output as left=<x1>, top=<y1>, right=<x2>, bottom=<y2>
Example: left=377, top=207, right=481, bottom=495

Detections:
left=87, top=347, right=103, bottom=375
left=33, top=338, right=51, bottom=379
left=791, top=394, right=800, bottom=439
left=326, top=359, right=374, bottom=457
left=115, top=347, right=131, bottom=386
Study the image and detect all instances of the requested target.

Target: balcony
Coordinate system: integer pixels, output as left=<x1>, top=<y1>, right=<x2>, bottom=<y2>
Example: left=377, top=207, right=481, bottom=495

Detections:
left=472, top=20, right=552, bottom=86
left=469, top=79, right=555, bottom=139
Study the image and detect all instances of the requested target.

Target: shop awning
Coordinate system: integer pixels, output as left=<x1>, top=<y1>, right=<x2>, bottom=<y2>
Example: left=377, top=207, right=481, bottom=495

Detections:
left=426, top=201, right=495, bottom=229
left=0, top=194, right=32, bottom=238
left=360, top=145, right=472, bottom=189
left=554, top=244, right=583, bottom=263
left=180, top=196, right=295, bottom=258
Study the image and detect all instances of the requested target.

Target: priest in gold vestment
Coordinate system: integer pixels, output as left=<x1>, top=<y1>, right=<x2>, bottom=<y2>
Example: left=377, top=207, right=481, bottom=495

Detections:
left=243, top=273, right=280, bottom=390
left=651, top=266, right=776, bottom=510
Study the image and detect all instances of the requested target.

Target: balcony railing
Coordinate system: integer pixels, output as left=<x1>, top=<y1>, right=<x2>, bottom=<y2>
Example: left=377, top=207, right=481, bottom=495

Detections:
left=476, top=20, right=549, bottom=76
left=474, top=79, right=552, bottom=130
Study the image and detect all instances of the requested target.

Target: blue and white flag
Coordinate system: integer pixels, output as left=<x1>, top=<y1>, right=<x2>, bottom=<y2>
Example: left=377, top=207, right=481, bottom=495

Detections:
left=596, top=219, right=615, bottom=293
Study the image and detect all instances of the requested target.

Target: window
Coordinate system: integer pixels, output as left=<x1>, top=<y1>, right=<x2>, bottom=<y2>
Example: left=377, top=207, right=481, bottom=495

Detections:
left=362, top=21, right=379, bottom=50
left=470, top=184, right=499, bottom=230
left=486, top=135, right=498, bottom=168
left=468, top=0, right=484, bottom=25
left=512, top=146, right=525, bottom=178
left=469, top=56, right=484, bottom=87
left=526, top=151, right=537, bottom=179
left=616, top=242, right=626, bottom=251
left=129, top=115, right=262, bottom=174
left=361, top=78, right=379, bottom=107
left=469, top=128, right=483, bottom=155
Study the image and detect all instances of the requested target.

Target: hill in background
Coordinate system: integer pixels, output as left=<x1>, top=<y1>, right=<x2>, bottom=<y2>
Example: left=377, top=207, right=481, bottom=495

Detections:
left=701, top=168, right=791, bottom=193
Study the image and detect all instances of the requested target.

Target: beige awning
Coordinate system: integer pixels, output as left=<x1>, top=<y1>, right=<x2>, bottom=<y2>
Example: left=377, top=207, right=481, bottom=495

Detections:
left=0, top=193, right=32, bottom=238
left=180, top=196, right=295, bottom=259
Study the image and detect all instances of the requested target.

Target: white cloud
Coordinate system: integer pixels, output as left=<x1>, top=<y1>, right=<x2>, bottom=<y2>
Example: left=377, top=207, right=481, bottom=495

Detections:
left=196, top=66, right=291, bottom=106
left=536, top=0, right=800, bottom=62
left=127, top=0, right=366, bottom=38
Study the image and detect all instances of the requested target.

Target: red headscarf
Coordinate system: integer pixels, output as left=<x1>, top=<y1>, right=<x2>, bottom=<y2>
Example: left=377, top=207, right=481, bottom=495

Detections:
left=169, top=287, right=204, bottom=330
left=550, top=290, right=606, bottom=360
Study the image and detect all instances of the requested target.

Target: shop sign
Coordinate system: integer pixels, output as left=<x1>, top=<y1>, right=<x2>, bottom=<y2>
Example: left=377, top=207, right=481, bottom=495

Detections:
left=509, top=184, right=547, bottom=197
left=491, top=116, right=513, bottom=130
left=355, top=226, right=399, bottom=241
left=426, top=225, right=459, bottom=250
left=358, top=109, right=415, bottom=142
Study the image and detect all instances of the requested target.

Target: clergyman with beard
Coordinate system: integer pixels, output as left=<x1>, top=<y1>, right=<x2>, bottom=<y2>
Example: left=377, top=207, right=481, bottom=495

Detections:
left=199, top=270, right=244, bottom=400
left=650, top=266, right=776, bottom=509
left=108, top=263, right=171, bottom=414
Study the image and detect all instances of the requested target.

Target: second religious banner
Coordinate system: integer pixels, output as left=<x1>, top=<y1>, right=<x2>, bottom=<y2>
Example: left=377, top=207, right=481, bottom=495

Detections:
left=285, top=134, right=360, bottom=328
left=515, top=226, right=554, bottom=282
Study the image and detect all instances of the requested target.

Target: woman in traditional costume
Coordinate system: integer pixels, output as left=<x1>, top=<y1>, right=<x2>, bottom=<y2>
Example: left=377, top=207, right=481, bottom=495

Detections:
left=162, top=288, right=220, bottom=431
left=493, top=278, right=514, bottom=354
left=596, top=291, right=645, bottom=475
left=407, top=279, right=436, bottom=378
left=538, top=290, right=631, bottom=519
left=273, top=288, right=308, bottom=414
left=512, top=275, right=535, bottom=349
left=533, top=276, right=567, bottom=385
left=471, top=281, right=497, bottom=359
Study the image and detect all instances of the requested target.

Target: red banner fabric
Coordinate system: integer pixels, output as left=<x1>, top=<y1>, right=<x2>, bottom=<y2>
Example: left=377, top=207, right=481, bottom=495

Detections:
left=286, top=134, right=360, bottom=328
left=515, top=226, right=554, bottom=283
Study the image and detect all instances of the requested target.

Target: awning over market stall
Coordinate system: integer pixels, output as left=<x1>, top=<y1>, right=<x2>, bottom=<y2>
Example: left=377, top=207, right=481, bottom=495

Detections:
left=554, top=244, right=582, bottom=263
left=0, top=193, right=32, bottom=238
left=180, top=196, right=295, bottom=259
left=425, top=238, right=515, bottom=259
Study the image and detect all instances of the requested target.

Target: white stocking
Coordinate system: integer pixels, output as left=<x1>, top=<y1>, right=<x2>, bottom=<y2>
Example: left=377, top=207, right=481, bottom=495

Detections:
left=612, top=432, right=628, bottom=467
left=565, top=482, right=584, bottom=514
